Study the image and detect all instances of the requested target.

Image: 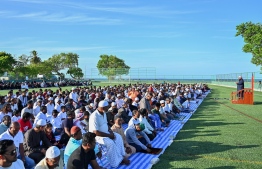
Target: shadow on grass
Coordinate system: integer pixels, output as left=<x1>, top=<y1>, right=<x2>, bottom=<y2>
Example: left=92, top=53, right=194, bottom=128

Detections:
left=207, top=167, right=236, bottom=169
left=162, top=140, right=258, bottom=161
left=254, top=101, right=262, bottom=105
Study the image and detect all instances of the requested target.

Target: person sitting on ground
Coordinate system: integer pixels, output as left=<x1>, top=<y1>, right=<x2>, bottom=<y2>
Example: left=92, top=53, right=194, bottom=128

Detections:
left=0, top=139, right=25, bottom=168
left=0, top=104, right=13, bottom=122
left=111, top=116, right=136, bottom=157
left=33, top=99, right=42, bottom=117
left=57, top=106, right=66, bottom=121
left=35, top=146, right=64, bottom=169
left=23, top=119, right=52, bottom=164
left=0, top=115, right=11, bottom=135
left=67, top=132, right=101, bottom=169
left=33, top=106, right=47, bottom=127
left=139, top=108, right=156, bottom=141
left=107, top=108, right=118, bottom=127
left=44, top=123, right=62, bottom=149
left=50, top=110, right=62, bottom=136
left=85, top=103, right=95, bottom=114
left=118, top=102, right=132, bottom=124
left=89, top=101, right=130, bottom=168
left=132, top=97, right=140, bottom=109
left=152, top=103, right=170, bottom=127
left=21, top=100, right=33, bottom=119
left=73, top=112, right=86, bottom=134
left=59, top=111, right=75, bottom=146
left=63, top=126, right=82, bottom=166
left=124, top=122, right=152, bottom=153
left=160, top=100, right=174, bottom=120
left=11, top=110, right=21, bottom=123
left=0, top=122, right=35, bottom=169
left=17, top=112, right=32, bottom=134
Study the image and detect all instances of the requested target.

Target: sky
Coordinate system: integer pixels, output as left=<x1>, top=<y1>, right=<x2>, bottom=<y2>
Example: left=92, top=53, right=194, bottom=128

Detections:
left=0, top=0, right=261, bottom=79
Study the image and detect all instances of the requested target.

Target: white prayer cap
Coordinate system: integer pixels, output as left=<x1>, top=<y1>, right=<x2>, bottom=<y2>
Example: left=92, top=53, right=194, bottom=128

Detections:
left=46, top=146, right=60, bottom=159
left=36, top=119, right=46, bottom=126
left=160, top=100, right=165, bottom=104
left=48, top=97, right=53, bottom=101
left=98, top=100, right=108, bottom=107
left=72, top=87, right=76, bottom=90
left=111, top=102, right=117, bottom=106
left=89, top=103, right=94, bottom=107
left=117, top=94, right=121, bottom=97
left=135, top=97, right=139, bottom=101
left=37, top=99, right=42, bottom=102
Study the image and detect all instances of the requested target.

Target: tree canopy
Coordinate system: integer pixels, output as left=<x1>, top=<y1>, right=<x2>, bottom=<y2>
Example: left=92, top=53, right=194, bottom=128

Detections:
left=1, top=50, right=83, bottom=80
left=0, top=52, right=16, bottom=75
left=236, top=22, right=262, bottom=70
left=96, top=54, right=130, bottom=79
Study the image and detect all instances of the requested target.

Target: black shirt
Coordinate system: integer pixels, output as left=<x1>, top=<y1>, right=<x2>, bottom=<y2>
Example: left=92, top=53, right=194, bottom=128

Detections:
left=67, top=146, right=96, bottom=169
left=61, top=118, right=73, bottom=136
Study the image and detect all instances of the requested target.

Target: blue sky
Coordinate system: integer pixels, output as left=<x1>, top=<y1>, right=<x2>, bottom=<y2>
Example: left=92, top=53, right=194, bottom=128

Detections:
left=0, top=0, right=261, bottom=78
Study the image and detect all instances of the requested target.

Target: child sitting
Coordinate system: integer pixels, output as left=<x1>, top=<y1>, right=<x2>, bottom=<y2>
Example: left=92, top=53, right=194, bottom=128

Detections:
left=11, top=110, right=21, bottom=122
left=50, top=110, right=62, bottom=136
left=44, top=123, right=62, bottom=148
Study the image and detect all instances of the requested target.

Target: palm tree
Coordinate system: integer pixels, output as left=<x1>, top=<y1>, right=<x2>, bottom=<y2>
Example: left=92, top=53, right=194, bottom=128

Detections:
left=30, top=50, right=42, bottom=64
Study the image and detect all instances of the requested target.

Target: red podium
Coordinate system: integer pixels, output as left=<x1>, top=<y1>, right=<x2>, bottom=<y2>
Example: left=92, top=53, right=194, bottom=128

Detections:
left=231, top=74, right=254, bottom=105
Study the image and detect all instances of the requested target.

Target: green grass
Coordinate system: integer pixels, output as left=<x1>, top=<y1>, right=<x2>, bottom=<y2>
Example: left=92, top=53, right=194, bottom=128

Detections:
left=153, top=85, right=262, bottom=169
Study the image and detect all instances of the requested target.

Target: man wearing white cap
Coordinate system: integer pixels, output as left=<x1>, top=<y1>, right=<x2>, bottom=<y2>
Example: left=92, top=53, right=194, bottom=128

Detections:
left=23, top=119, right=52, bottom=164
left=35, top=146, right=63, bottom=169
left=115, top=94, right=124, bottom=109
left=45, top=98, right=54, bottom=118
left=89, top=100, right=130, bottom=168
left=69, top=87, right=78, bottom=103
left=33, top=99, right=43, bottom=117
left=85, top=103, right=94, bottom=115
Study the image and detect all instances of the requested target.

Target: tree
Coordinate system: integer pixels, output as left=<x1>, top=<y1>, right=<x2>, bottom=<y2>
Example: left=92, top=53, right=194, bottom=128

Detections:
left=96, top=54, right=130, bottom=79
left=46, top=52, right=81, bottom=80
left=0, top=51, right=16, bottom=75
left=67, top=67, right=84, bottom=79
left=236, top=22, right=262, bottom=70
left=30, top=50, right=42, bottom=64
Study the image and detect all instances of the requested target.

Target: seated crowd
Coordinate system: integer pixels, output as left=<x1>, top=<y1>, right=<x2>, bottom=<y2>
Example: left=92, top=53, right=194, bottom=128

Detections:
left=0, top=82, right=209, bottom=169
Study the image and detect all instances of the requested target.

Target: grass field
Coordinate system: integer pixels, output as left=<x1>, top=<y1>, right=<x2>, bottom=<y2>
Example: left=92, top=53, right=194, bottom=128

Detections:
left=153, top=85, right=262, bottom=169
left=0, top=84, right=261, bottom=168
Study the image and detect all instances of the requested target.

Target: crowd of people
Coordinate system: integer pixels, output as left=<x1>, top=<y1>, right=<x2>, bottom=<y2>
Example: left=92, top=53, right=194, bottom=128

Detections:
left=0, top=82, right=210, bottom=169
left=0, top=80, right=92, bottom=90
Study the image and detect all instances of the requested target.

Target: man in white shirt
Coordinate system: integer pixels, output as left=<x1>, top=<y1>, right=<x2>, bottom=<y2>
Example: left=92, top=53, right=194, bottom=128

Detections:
left=69, top=87, right=78, bottom=103
left=18, top=91, right=28, bottom=108
left=21, top=100, right=33, bottom=118
left=54, top=99, right=64, bottom=113
left=45, top=98, right=54, bottom=118
left=89, top=101, right=130, bottom=168
left=0, top=122, right=35, bottom=169
left=33, top=106, right=47, bottom=126
left=57, top=106, right=67, bottom=121
left=115, top=94, right=124, bottom=109
left=33, top=99, right=42, bottom=117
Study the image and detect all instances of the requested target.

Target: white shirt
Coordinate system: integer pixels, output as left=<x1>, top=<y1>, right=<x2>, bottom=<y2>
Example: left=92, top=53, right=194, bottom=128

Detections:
left=33, top=105, right=41, bottom=117
left=45, top=103, right=54, bottom=116
left=139, top=116, right=154, bottom=134
left=69, top=92, right=78, bottom=103
left=89, top=109, right=109, bottom=135
left=115, top=99, right=124, bottom=109
left=128, top=117, right=140, bottom=128
left=0, top=130, right=23, bottom=157
left=0, top=159, right=24, bottom=169
left=50, top=117, right=62, bottom=131
left=57, top=111, right=67, bottom=120
left=11, top=116, right=21, bottom=122
left=132, top=101, right=139, bottom=107
left=54, top=103, right=64, bottom=112
left=34, top=112, right=47, bottom=126
left=159, top=106, right=166, bottom=114
left=18, top=95, right=28, bottom=107
left=0, top=112, right=12, bottom=122
left=21, top=107, right=33, bottom=117
left=11, top=104, right=18, bottom=112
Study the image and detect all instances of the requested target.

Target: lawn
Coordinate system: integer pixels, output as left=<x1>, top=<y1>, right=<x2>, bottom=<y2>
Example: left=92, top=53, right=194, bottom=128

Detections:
left=153, top=85, right=262, bottom=169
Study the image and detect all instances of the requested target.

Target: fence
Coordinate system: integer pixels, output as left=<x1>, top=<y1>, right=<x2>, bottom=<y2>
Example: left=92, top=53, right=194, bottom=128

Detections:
left=211, top=71, right=262, bottom=90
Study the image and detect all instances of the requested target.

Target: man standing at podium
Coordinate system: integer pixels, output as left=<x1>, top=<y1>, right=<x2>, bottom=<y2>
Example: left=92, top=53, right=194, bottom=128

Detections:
left=236, top=76, right=244, bottom=98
